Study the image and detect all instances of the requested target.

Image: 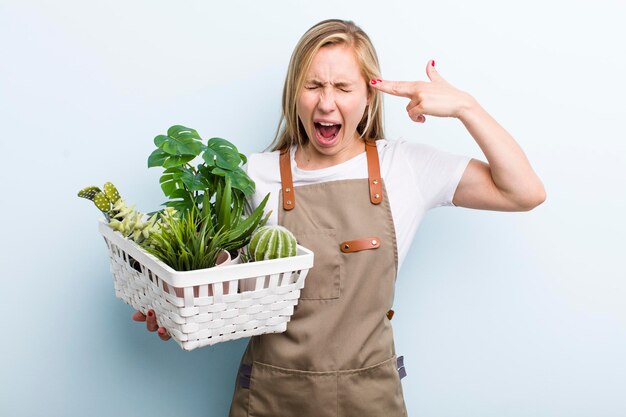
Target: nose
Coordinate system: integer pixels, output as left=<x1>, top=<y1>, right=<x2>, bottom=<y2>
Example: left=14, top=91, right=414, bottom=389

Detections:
left=317, top=89, right=337, bottom=113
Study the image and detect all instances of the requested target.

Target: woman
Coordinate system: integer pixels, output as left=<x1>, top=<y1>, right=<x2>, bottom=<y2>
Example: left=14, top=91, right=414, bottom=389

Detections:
left=137, top=19, right=546, bottom=416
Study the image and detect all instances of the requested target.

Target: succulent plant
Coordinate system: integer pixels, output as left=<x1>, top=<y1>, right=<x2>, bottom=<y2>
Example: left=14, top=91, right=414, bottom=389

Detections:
left=108, top=201, right=160, bottom=244
left=248, top=225, right=297, bottom=261
left=78, top=182, right=173, bottom=245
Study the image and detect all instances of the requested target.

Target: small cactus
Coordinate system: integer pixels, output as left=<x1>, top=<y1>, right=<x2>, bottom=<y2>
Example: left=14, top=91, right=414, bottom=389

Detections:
left=103, top=182, right=120, bottom=203
left=93, top=192, right=112, bottom=213
left=77, top=186, right=101, bottom=200
left=78, top=182, right=122, bottom=221
left=248, top=225, right=297, bottom=261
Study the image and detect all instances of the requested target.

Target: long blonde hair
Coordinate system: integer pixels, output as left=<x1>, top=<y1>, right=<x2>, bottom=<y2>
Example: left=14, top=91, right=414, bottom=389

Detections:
left=268, top=19, right=384, bottom=152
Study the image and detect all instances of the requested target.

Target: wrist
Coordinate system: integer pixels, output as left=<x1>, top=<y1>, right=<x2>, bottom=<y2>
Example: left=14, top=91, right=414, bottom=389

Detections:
left=456, top=93, right=480, bottom=121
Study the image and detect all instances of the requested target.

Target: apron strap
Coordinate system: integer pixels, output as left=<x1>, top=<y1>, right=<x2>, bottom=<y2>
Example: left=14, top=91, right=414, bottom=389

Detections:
left=365, top=140, right=383, bottom=205
left=278, top=140, right=383, bottom=211
left=279, top=148, right=295, bottom=211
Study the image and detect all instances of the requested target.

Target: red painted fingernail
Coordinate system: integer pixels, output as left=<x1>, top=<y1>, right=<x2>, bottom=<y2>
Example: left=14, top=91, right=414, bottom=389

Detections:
left=158, top=328, right=165, bottom=335
left=431, top=60, right=435, bottom=67
left=147, top=310, right=154, bottom=317
left=370, top=79, right=377, bottom=85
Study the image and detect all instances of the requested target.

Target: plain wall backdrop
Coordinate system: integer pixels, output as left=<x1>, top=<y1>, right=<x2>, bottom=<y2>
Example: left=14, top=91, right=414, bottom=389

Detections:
left=2, top=1, right=625, bottom=416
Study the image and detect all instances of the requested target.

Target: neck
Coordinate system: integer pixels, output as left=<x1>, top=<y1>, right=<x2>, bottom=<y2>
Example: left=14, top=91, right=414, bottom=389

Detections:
left=295, top=136, right=366, bottom=170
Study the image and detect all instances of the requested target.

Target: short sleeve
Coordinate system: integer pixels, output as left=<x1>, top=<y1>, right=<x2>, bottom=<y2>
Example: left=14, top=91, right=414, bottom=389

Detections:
left=402, top=141, right=471, bottom=210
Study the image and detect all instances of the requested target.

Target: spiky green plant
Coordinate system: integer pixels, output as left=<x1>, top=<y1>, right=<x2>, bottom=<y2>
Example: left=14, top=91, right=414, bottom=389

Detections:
left=144, top=201, right=231, bottom=271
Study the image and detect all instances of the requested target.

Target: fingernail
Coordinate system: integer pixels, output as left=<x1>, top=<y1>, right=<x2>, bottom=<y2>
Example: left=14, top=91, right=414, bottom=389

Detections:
left=431, top=60, right=435, bottom=67
left=370, top=79, right=377, bottom=85
left=147, top=310, right=154, bottom=317
left=158, top=328, right=165, bottom=335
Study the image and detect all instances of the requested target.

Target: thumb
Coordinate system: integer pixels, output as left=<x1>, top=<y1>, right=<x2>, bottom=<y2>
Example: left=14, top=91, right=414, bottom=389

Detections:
left=426, top=59, right=444, bottom=82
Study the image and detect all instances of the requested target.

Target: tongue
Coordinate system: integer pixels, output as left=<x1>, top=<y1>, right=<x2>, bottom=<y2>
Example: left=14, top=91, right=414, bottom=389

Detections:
left=319, top=124, right=340, bottom=139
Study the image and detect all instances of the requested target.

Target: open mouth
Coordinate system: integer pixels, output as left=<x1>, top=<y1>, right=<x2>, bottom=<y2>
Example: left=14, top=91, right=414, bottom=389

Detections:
left=314, top=122, right=342, bottom=144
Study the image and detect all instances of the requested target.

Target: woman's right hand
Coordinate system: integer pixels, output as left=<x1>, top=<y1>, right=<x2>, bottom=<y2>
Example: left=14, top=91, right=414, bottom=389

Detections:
left=132, top=309, right=171, bottom=341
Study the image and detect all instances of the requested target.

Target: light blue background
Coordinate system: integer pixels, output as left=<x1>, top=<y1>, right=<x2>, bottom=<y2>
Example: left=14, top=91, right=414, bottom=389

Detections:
left=2, top=1, right=625, bottom=416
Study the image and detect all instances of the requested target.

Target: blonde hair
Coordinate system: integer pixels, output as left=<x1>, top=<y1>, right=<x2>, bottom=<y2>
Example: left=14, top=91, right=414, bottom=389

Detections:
left=268, top=19, right=384, bottom=152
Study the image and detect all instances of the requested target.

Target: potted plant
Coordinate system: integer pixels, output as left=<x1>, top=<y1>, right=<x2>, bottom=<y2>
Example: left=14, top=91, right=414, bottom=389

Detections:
left=79, top=125, right=314, bottom=350
left=146, top=125, right=270, bottom=265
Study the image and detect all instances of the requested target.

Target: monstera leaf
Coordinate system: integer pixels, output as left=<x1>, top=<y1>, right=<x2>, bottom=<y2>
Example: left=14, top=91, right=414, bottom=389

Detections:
left=148, top=126, right=259, bottom=240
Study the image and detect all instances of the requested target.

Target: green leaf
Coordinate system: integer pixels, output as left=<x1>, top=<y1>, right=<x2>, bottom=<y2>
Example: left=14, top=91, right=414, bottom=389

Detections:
left=216, top=177, right=232, bottom=232
left=163, top=154, right=195, bottom=168
left=168, top=189, right=195, bottom=214
left=180, top=170, right=208, bottom=192
left=159, top=173, right=179, bottom=197
left=154, top=135, right=168, bottom=148
left=167, top=125, right=201, bottom=141
left=148, top=148, right=169, bottom=167
left=228, top=167, right=256, bottom=196
left=202, top=137, right=242, bottom=170
left=154, top=125, right=204, bottom=157
left=227, top=192, right=269, bottom=243
left=164, top=199, right=190, bottom=214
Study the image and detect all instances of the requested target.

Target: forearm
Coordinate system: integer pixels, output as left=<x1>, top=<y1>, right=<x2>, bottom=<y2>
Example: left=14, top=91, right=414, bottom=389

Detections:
left=458, top=96, right=546, bottom=207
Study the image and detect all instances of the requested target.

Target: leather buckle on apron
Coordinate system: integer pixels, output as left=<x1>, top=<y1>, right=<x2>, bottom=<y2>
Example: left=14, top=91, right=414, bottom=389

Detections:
left=340, top=237, right=381, bottom=253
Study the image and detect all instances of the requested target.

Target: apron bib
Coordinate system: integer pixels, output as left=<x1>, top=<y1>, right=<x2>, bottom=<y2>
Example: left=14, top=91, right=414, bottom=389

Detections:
left=229, top=140, right=407, bottom=417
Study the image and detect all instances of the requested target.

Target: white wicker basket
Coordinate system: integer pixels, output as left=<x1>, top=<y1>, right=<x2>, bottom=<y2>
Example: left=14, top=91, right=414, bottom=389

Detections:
left=98, top=220, right=313, bottom=351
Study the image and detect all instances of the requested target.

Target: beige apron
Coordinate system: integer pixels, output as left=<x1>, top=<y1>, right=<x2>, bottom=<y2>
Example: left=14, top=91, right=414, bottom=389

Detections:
left=229, top=140, right=407, bottom=417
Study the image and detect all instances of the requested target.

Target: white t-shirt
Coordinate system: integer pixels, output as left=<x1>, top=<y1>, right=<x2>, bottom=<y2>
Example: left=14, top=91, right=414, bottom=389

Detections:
left=244, top=138, right=472, bottom=271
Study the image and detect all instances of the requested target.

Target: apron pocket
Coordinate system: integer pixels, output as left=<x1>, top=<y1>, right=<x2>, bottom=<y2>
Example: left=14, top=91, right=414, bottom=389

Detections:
left=293, top=228, right=342, bottom=300
left=248, top=361, right=337, bottom=417
left=337, top=356, right=407, bottom=417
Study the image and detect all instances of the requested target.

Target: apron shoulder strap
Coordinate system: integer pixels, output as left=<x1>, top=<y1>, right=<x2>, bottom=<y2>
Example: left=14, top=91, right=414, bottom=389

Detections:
left=365, top=140, right=383, bottom=205
left=279, top=148, right=295, bottom=211
left=278, top=140, right=383, bottom=211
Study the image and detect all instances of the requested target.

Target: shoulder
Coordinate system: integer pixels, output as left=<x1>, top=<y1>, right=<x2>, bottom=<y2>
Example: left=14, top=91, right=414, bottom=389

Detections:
left=376, top=138, right=440, bottom=159
left=377, top=138, right=442, bottom=173
left=379, top=137, right=470, bottom=168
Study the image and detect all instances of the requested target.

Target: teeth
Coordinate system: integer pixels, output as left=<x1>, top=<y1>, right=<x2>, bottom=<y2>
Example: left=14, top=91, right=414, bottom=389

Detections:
left=318, top=122, right=338, bottom=126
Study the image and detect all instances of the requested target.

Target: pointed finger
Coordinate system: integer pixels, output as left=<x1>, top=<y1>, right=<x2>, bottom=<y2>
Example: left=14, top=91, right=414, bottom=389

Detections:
left=370, top=79, right=416, bottom=98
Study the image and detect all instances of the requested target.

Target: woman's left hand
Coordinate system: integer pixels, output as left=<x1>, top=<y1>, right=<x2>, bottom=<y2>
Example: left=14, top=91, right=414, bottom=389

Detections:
left=370, top=59, right=475, bottom=123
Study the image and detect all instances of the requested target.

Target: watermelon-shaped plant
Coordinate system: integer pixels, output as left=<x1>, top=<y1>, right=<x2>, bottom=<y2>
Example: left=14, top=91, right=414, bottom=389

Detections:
left=248, top=225, right=297, bottom=261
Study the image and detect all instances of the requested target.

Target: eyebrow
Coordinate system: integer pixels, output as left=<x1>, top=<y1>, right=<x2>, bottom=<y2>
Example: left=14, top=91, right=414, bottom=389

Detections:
left=305, top=79, right=355, bottom=87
